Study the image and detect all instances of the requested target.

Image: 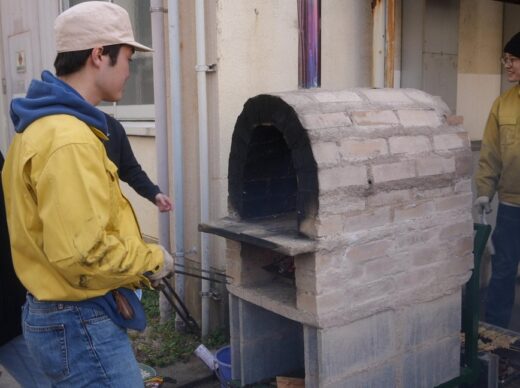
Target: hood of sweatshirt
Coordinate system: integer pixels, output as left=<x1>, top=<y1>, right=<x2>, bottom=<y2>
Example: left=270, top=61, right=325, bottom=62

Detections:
left=10, top=70, right=107, bottom=134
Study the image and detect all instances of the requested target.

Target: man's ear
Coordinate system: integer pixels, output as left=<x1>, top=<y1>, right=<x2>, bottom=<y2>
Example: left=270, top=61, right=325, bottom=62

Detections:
left=90, top=47, right=105, bottom=68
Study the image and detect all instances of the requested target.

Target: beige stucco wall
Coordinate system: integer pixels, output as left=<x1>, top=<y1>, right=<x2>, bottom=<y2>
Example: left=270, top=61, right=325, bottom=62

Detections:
left=456, top=0, right=503, bottom=141
left=120, top=133, right=160, bottom=240
left=321, top=0, right=373, bottom=88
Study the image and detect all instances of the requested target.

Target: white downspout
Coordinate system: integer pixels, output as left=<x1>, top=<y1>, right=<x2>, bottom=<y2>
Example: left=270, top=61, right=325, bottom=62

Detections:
left=167, top=0, right=186, bottom=330
left=150, top=0, right=172, bottom=319
left=195, top=0, right=210, bottom=338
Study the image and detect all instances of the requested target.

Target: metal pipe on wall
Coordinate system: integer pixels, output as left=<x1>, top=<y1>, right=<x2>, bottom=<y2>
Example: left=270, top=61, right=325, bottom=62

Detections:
left=195, top=0, right=210, bottom=337
left=150, top=0, right=172, bottom=320
left=167, top=0, right=186, bottom=330
left=298, top=0, right=321, bottom=88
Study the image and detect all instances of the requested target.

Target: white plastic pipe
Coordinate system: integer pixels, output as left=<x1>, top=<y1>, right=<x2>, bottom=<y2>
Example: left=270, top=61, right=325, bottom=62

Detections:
left=167, top=0, right=186, bottom=329
left=195, top=0, right=210, bottom=338
left=150, top=0, right=172, bottom=319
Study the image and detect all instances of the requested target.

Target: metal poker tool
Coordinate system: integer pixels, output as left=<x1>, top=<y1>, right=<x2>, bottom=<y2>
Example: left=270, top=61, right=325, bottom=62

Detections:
left=155, top=275, right=201, bottom=334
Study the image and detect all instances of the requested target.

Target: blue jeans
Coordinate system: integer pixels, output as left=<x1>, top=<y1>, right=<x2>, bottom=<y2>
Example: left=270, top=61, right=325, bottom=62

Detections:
left=0, top=335, right=51, bottom=387
left=485, top=203, right=520, bottom=328
left=23, top=294, right=143, bottom=387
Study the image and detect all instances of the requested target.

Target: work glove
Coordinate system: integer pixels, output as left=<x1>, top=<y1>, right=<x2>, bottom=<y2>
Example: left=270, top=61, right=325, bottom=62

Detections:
left=149, top=246, right=174, bottom=286
left=474, top=196, right=492, bottom=215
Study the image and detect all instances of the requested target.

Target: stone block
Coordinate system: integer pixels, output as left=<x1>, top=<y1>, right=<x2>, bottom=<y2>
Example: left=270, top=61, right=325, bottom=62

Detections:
left=454, top=179, right=472, bottom=193
left=397, top=109, right=441, bottom=128
left=404, top=89, right=436, bottom=105
left=394, top=201, right=435, bottom=222
left=229, top=294, right=242, bottom=381
left=363, top=89, right=413, bottom=104
left=276, top=92, right=315, bottom=107
left=343, top=207, right=392, bottom=233
left=314, top=90, right=363, bottom=103
left=446, top=115, right=464, bottom=126
left=394, top=267, right=436, bottom=293
left=416, top=156, right=455, bottom=176
left=315, top=214, right=344, bottom=237
left=362, top=257, right=406, bottom=283
left=303, top=326, right=319, bottom=388
left=435, top=193, right=472, bottom=212
left=345, top=239, right=393, bottom=262
left=301, top=112, right=351, bottom=130
left=297, top=290, right=318, bottom=315
left=367, top=189, right=413, bottom=207
left=372, top=160, right=416, bottom=183
left=318, top=165, right=367, bottom=191
left=401, top=293, right=461, bottom=348
left=312, top=141, right=339, bottom=165
left=349, top=278, right=396, bottom=305
left=317, top=311, right=396, bottom=380
left=323, top=363, right=396, bottom=388
left=340, top=138, right=388, bottom=160
left=402, top=336, right=460, bottom=388
left=389, top=135, right=431, bottom=154
left=439, top=219, right=473, bottom=242
left=351, top=110, right=398, bottom=126
left=433, top=133, right=469, bottom=151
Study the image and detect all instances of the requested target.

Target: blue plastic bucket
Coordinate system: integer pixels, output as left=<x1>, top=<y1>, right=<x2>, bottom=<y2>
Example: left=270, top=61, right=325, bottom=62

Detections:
left=215, top=345, right=231, bottom=387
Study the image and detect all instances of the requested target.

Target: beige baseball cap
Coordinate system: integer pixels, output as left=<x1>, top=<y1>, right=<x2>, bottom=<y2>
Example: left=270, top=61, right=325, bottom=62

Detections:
left=54, top=1, right=153, bottom=53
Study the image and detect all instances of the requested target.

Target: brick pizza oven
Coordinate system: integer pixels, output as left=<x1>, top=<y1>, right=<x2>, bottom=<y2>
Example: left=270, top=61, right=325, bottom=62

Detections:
left=200, top=88, right=474, bottom=387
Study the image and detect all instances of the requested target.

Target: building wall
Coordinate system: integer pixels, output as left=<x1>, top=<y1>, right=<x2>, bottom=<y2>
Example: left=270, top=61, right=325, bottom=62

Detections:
left=321, top=0, right=373, bottom=89
left=456, top=0, right=503, bottom=141
left=0, top=1, right=58, bottom=148
left=121, top=131, right=160, bottom=240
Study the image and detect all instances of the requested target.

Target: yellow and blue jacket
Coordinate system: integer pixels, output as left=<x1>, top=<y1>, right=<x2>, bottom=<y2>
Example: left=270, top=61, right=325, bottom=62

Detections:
left=2, top=71, right=163, bottom=302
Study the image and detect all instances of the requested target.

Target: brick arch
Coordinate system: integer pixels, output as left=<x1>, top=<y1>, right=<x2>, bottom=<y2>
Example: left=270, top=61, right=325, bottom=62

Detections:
left=228, top=94, right=318, bottom=236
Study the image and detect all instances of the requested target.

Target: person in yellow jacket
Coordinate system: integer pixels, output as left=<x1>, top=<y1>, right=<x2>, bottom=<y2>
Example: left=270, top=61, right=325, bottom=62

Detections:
left=475, top=31, right=520, bottom=329
left=1, top=2, right=174, bottom=386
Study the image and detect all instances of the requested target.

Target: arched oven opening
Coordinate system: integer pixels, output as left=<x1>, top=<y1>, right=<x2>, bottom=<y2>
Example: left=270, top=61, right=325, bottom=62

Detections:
left=228, top=94, right=318, bottom=238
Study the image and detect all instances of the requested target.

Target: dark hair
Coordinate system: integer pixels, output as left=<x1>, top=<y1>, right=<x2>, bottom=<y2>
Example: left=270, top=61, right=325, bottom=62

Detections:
left=54, top=44, right=123, bottom=76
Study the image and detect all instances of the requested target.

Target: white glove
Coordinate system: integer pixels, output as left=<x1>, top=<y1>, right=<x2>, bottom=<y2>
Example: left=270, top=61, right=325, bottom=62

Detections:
left=474, top=196, right=492, bottom=214
left=149, top=246, right=174, bottom=284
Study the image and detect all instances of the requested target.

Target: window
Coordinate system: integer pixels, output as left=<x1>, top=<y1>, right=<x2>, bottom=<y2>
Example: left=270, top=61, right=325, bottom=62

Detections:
left=62, top=0, right=154, bottom=121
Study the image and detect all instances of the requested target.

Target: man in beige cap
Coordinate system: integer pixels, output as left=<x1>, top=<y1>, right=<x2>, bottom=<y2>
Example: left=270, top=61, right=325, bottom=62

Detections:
left=2, top=2, right=173, bottom=386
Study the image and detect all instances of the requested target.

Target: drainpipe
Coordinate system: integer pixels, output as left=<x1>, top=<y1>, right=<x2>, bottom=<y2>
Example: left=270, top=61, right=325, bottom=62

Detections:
left=167, top=0, right=186, bottom=330
left=298, top=0, right=321, bottom=88
left=195, top=0, right=210, bottom=338
left=150, top=0, right=171, bottom=317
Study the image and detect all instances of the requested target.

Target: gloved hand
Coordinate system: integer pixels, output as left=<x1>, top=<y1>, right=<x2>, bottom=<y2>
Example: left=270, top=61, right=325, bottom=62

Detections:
left=474, top=196, right=492, bottom=214
left=149, top=246, right=174, bottom=286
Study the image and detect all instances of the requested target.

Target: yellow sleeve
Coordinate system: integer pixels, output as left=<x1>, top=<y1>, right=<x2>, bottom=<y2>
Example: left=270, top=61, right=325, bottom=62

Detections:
left=35, top=142, right=163, bottom=290
left=475, top=99, right=501, bottom=200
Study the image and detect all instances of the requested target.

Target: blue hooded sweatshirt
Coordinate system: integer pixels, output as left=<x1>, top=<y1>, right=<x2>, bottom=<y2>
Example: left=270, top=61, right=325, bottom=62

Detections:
left=10, top=71, right=108, bottom=134
left=9, top=71, right=146, bottom=331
